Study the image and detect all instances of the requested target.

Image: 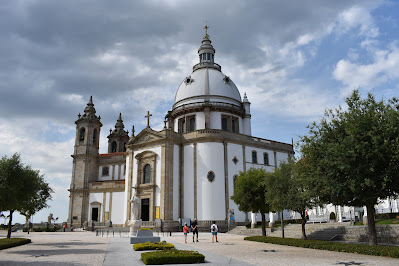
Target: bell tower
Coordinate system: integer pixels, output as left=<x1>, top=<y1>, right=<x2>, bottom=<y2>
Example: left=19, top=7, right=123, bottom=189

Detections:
left=68, top=96, right=102, bottom=227
left=107, top=113, right=129, bottom=153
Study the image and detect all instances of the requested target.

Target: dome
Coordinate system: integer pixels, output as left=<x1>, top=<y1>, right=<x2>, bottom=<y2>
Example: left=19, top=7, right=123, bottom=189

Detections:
left=173, top=68, right=242, bottom=109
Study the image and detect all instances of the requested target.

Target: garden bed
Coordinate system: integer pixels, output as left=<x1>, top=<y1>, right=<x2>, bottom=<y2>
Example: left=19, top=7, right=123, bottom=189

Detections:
left=245, top=236, right=399, bottom=258
left=134, top=241, right=174, bottom=251
left=141, top=249, right=205, bottom=265
left=0, top=238, right=31, bottom=250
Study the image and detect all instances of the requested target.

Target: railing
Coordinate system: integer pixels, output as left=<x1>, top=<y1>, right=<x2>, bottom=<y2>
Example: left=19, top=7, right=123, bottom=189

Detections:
left=192, top=62, right=221, bottom=71
left=172, top=101, right=243, bottom=116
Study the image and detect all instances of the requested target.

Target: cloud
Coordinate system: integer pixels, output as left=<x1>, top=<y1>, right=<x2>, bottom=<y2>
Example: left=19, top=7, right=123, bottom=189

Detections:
left=333, top=43, right=399, bottom=95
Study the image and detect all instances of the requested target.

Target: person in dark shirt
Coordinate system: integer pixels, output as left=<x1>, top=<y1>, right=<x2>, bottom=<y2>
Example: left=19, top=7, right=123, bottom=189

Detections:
left=191, top=218, right=199, bottom=242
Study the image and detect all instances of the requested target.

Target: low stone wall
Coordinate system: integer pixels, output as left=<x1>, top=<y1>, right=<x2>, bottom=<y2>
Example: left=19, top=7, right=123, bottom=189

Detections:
left=339, top=225, right=399, bottom=244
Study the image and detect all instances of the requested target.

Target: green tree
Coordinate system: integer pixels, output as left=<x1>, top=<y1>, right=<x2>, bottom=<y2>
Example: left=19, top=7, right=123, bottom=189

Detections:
left=231, top=167, right=270, bottom=236
left=0, top=153, right=53, bottom=238
left=265, top=158, right=315, bottom=239
left=300, top=90, right=399, bottom=245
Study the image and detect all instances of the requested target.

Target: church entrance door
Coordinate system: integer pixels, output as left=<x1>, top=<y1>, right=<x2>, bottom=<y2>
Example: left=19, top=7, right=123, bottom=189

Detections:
left=141, top=198, right=150, bottom=221
left=92, top=207, right=99, bottom=221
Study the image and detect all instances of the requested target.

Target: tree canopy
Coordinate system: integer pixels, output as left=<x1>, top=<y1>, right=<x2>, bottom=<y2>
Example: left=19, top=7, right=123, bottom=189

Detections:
left=300, top=90, right=399, bottom=245
left=265, top=158, right=315, bottom=239
left=231, top=167, right=270, bottom=236
left=0, top=153, right=53, bottom=238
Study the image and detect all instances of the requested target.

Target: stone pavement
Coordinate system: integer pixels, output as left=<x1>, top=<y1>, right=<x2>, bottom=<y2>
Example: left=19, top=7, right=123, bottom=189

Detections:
left=1, top=230, right=399, bottom=265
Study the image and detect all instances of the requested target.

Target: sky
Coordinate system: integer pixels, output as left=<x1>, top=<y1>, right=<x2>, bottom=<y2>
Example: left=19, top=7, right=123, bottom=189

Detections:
left=1, top=0, right=399, bottom=224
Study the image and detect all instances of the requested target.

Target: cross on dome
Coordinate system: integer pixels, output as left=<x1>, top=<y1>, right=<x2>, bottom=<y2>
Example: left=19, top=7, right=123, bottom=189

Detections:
left=203, top=24, right=209, bottom=39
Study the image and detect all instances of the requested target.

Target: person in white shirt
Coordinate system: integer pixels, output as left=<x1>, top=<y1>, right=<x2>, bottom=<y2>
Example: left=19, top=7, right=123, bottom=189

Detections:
left=210, top=221, right=218, bottom=243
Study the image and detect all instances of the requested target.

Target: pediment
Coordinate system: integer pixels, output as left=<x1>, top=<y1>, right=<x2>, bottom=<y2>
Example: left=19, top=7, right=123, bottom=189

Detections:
left=128, top=128, right=165, bottom=145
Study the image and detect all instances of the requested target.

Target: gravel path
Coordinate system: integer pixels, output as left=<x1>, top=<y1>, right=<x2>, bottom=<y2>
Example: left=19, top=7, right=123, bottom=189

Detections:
left=0, top=231, right=109, bottom=266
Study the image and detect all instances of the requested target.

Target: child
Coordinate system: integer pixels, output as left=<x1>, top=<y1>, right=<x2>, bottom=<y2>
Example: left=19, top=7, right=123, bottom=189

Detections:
left=210, top=221, right=218, bottom=243
left=183, top=222, right=189, bottom=243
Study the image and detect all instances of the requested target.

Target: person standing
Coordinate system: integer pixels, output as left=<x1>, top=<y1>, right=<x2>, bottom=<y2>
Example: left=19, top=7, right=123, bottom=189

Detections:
left=191, top=218, right=199, bottom=242
left=183, top=222, right=189, bottom=243
left=63, top=224, right=66, bottom=232
left=210, top=221, right=218, bottom=243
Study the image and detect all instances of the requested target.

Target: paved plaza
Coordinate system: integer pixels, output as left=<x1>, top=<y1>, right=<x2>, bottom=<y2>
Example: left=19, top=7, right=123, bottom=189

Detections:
left=1, top=231, right=398, bottom=265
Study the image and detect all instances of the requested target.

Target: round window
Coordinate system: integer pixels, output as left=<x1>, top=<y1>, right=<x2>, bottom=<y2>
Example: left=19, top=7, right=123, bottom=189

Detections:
left=207, top=171, right=215, bottom=182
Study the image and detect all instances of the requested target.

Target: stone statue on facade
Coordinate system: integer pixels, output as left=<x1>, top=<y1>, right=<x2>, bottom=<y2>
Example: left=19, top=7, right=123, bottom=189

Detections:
left=130, top=191, right=140, bottom=221
left=129, top=190, right=142, bottom=237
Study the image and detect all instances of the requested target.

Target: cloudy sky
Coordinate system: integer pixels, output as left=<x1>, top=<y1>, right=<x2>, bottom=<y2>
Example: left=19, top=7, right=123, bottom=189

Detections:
left=1, top=0, right=399, bottom=224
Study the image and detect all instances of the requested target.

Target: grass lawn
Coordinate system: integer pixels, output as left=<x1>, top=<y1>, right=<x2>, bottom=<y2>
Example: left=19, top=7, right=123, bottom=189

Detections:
left=245, top=236, right=399, bottom=258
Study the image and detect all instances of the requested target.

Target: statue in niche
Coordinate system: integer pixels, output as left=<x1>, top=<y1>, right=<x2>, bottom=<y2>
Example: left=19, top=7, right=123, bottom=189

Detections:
left=130, top=191, right=140, bottom=221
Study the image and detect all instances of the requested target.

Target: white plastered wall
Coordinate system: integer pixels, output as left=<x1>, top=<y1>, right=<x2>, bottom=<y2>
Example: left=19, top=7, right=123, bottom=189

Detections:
left=183, top=144, right=194, bottom=219
left=245, top=146, right=275, bottom=172
left=111, top=192, right=124, bottom=224
left=173, top=144, right=180, bottom=220
left=227, top=143, right=245, bottom=223
left=196, top=142, right=225, bottom=220
left=123, top=156, right=130, bottom=223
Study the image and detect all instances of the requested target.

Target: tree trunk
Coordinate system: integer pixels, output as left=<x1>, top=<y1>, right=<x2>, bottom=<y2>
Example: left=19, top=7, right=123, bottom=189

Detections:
left=300, top=210, right=307, bottom=240
left=366, top=203, right=378, bottom=245
left=7, top=210, right=14, bottom=238
left=261, top=212, right=266, bottom=236
left=281, top=211, right=285, bottom=238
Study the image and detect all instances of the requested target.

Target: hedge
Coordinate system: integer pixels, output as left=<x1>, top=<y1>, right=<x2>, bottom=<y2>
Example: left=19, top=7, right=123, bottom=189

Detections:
left=134, top=241, right=175, bottom=251
left=0, top=238, right=31, bottom=250
left=245, top=236, right=399, bottom=258
left=141, top=249, right=205, bottom=265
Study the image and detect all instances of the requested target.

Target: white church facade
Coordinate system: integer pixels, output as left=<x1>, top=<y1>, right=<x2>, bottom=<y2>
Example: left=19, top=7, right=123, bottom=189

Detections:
left=67, top=29, right=294, bottom=230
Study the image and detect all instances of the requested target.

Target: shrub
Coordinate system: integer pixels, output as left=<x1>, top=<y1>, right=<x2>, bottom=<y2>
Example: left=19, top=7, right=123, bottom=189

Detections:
left=244, top=236, right=399, bottom=258
left=133, top=241, right=174, bottom=251
left=141, top=249, right=205, bottom=265
left=329, top=212, right=336, bottom=220
left=0, top=238, right=31, bottom=250
left=375, top=213, right=399, bottom=220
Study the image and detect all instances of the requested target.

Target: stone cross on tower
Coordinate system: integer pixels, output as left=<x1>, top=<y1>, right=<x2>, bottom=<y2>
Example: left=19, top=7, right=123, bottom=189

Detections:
left=145, top=111, right=152, bottom=128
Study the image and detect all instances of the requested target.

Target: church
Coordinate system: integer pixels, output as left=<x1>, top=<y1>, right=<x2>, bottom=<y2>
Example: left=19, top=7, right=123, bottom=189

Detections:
left=67, top=28, right=294, bottom=231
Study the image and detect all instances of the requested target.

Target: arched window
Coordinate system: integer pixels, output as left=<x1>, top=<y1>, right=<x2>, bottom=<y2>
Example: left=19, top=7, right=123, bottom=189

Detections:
left=111, top=141, right=117, bottom=153
left=79, top=128, right=85, bottom=142
left=93, top=129, right=97, bottom=144
left=252, top=151, right=257, bottom=164
left=123, top=143, right=126, bottom=152
left=143, top=164, right=151, bottom=184
left=263, top=153, right=269, bottom=165
left=102, top=166, right=109, bottom=176
left=233, top=175, right=238, bottom=190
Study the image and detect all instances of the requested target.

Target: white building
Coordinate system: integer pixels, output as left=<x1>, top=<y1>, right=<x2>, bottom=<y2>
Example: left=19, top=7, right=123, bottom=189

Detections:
left=67, top=28, right=294, bottom=230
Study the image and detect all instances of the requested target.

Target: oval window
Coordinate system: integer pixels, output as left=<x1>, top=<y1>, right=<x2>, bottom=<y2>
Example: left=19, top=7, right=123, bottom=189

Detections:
left=207, top=171, right=215, bottom=182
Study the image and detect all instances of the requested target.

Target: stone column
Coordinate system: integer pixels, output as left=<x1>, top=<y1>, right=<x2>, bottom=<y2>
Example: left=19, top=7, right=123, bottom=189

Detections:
left=251, top=212, right=257, bottom=228
left=269, top=212, right=275, bottom=227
